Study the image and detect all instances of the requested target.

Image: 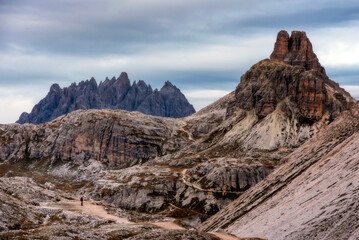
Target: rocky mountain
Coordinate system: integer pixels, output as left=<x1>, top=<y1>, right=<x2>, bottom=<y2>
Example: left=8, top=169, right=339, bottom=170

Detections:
left=270, top=30, right=325, bottom=73
left=197, top=31, right=359, bottom=239
left=198, top=99, right=359, bottom=240
left=2, top=110, right=187, bottom=168
left=16, top=73, right=195, bottom=124
left=228, top=30, right=352, bottom=122
left=0, top=30, right=357, bottom=239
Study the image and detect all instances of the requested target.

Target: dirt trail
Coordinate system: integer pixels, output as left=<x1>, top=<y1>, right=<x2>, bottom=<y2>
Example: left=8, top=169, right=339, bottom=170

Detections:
left=181, top=169, right=204, bottom=191
left=41, top=199, right=131, bottom=224
left=41, top=199, right=185, bottom=231
left=152, top=221, right=185, bottom=230
left=40, top=198, right=239, bottom=240
left=209, top=232, right=242, bottom=240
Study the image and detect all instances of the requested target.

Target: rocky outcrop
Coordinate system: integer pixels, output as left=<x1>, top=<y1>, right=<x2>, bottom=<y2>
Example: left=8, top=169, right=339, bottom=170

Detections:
left=198, top=104, right=359, bottom=240
left=1, top=30, right=357, bottom=238
left=2, top=110, right=191, bottom=168
left=187, top=160, right=272, bottom=192
left=228, top=30, right=354, bottom=121
left=229, top=59, right=349, bottom=120
left=270, top=30, right=325, bottom=73
left=90, top=164, right=238, bottom=216
left=17, top=73, right=195, bottom=124
left=0, top=177, right=220, bottom=240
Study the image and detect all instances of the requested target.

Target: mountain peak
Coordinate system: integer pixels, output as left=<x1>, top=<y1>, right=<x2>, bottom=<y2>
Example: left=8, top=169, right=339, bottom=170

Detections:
left=228, top=31, right=354, bottom=122
left=119, top=72, right=129, bottom=82
left=270, top=30, right=325, bottom=74
left=89, top=77, right=97, bottom=86
left=50, top=83, right=61, bottom=92
left=160, top=80, right=177, bottom=92
left=164, top=80, right=174, bottom=87
left=17, top=74, right=195, bottom=124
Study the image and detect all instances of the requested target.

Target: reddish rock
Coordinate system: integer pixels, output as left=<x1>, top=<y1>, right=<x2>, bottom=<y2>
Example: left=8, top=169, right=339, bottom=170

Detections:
left=227, top=30, right=355, bottom=121
left=270, top=30, right=325, bottom=74
left=231, top=60, right=329, bottom=120
left=270, top=30, right=290, bottom=60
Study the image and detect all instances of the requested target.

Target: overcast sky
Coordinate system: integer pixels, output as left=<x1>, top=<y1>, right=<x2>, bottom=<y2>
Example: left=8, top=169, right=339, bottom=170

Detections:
left=1, top=0, right=359, bottom=123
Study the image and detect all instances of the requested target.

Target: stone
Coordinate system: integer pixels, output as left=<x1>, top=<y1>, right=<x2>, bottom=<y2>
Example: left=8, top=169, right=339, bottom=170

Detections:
left=16, top=73, right=195, bottom=124
left=270, top=30, right=325, bottom=74
left=1, top=30, right=358, bottom=240
left=229, top=30, right=355, bottom=121
left=199, top=104, right=359, bottom=240
left=3, top=110, right=190, bottom=168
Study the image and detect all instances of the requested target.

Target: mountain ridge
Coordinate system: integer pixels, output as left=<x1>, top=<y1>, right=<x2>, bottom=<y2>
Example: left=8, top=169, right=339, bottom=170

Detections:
left=16, top=72, right=195, bottom=124
left=1, top=30, right=358, bottom=239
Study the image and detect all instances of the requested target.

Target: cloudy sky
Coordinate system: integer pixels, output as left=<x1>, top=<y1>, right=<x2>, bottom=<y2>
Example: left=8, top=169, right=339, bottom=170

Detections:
left=1, top=0, right=359, bottom=123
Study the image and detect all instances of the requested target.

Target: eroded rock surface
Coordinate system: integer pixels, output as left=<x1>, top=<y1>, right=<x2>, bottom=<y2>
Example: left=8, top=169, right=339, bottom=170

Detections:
left=229, top=59, right=353, bottom=121
left=1, top=30, right=357, bottom=239
left=270, top=30, right=324, bottom=73
left=2, top=110, right=190, bottom=168
left=0, top=177, right=220, bottom=240
left=199, top=104, right=359, bottom=240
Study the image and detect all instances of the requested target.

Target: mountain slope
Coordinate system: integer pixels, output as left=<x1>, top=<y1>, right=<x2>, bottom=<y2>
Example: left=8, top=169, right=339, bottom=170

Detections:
left=196, top=31, right=358, bottom=238
left=2, top=30, right=355, bottom=215
left=17, top=73, right=195, bottom=124
left=198, top=103, right=359, bottom=240
left=0, top=30, right=357, bottom=237
left=2, top=109, right=190, bottom=169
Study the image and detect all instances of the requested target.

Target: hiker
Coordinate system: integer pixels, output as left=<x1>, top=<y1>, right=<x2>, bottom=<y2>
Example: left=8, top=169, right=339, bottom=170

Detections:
left=80, top=196, right=84, bottom=206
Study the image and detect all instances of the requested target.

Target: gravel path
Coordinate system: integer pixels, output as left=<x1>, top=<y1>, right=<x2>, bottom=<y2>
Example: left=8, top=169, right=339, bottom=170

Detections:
left=41, top=198, right=241, bottom=239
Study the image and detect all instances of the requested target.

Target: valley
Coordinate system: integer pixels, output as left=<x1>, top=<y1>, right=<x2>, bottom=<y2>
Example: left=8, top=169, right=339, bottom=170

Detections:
left=1, top=30, right=358, bottom=239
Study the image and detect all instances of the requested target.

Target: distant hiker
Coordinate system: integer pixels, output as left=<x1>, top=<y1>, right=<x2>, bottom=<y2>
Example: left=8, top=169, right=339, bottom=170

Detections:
left=222, top=186, right=227, bottom=196
left=80, top=196, right=84, bottom=206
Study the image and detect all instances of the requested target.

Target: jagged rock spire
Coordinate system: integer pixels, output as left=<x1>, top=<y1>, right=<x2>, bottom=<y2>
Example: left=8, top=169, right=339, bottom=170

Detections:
left=270, top=30, right=325, bottom=74
left=17, top=73, right=195, bottom=124
left=227, top=30, right=354, bottom=122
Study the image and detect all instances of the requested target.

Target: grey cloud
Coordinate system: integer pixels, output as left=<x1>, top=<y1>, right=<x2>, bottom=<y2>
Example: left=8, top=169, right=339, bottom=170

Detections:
left=1, top=0, right=359, bottom=123
left=326, top=67, right=359, bottom=85
left=2, top=0, right=359, bottom=56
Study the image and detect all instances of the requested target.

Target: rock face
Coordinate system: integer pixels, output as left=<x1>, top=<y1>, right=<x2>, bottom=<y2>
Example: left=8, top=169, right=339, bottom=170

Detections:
left=198, top=104, right=359, bottom=240
left=1, top=30, right=357, bottom=238
left=270, top=30, right=324, bottom=73
left=2, top=110, right=190, bottom=169
left=17, top=73, right=195, bottom=124
left=195, top=32, right=357, bottom=237
left=229, top=30, right=354, bottom=121
left=229, top=59, right=351, bottom=121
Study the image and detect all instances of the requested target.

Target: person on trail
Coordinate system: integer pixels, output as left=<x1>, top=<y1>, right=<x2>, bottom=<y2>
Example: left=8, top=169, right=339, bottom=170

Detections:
left=80, top=196, right=84, bottom=206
